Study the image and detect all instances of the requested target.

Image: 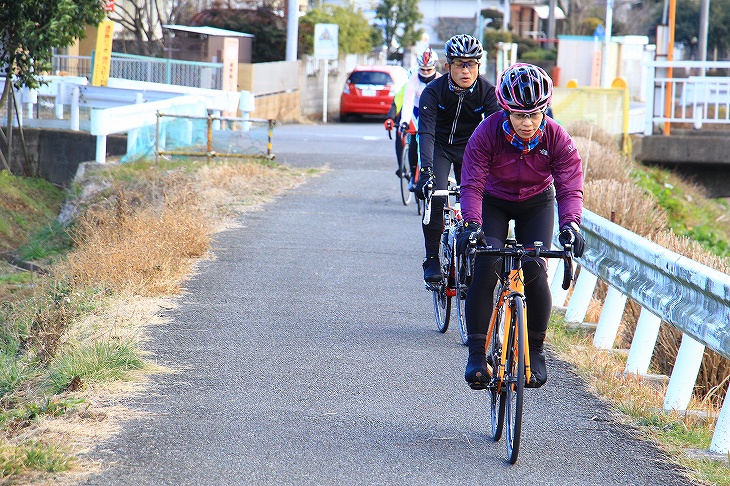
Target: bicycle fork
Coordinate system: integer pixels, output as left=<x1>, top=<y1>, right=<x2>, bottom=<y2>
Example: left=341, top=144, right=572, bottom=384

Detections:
left=490, top=270, right=532, bottom=390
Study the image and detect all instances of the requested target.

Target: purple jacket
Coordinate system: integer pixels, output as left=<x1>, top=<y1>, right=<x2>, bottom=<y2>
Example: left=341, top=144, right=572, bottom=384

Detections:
left=460, top=111, right=584, bottom=229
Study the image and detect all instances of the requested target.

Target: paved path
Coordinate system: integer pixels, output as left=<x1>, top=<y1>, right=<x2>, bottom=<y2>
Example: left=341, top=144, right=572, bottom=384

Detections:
left=80, top=121, right=693, bottom=485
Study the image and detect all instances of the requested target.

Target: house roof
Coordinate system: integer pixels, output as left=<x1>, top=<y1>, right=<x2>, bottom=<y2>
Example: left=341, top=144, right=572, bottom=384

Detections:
left=162, top=25, right=254, bottom=38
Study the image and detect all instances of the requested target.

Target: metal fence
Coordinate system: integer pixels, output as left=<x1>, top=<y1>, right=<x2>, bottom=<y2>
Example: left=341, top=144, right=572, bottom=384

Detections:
left=52, top=53, right=224, bottom=90
left=643, top=60, right=730, bottom=133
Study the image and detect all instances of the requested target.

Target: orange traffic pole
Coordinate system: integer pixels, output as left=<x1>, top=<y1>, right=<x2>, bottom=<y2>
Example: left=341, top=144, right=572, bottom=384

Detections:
left=663, top=0, right=676, bottom=135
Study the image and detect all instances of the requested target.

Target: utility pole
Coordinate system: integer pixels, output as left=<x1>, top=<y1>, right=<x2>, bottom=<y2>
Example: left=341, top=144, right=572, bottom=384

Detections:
left=286, top=0, right=299, bottom=62
left=547, top=0, right=557, bottom=50
left=601, top=0, right=613, bottom=87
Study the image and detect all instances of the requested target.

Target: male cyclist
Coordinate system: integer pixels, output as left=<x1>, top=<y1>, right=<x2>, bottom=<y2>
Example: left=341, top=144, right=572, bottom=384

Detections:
left=414, top=35, right=501, bottom=282
left=456, top=63, right=586, bottom=390
left=385, top=48, right=441, bottom=182
left=385, top=84, right=407, bottom=175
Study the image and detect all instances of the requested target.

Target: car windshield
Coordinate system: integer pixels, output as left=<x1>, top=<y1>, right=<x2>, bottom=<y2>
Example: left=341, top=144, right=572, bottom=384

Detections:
left=349, top=71, right=393, bottom=86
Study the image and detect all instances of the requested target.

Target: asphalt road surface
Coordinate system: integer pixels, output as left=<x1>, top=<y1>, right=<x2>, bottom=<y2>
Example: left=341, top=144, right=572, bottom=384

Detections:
left=80, top=121, right=694, bottom=485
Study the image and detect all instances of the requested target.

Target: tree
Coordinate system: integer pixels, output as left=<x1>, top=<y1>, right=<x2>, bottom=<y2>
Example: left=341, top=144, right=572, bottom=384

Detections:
left=0, top=0, right=106, bottom=174
left=109, top=0, right=188, bottom=56
left=375, top=0, right=423, bottom=58
left=299, top=4, right=376, bottom=57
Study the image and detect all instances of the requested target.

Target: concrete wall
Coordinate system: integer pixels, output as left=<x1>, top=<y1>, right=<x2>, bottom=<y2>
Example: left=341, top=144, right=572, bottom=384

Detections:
left=633, top=132, right=730, bottom=197
left=3, top=128, right=126, bottom=187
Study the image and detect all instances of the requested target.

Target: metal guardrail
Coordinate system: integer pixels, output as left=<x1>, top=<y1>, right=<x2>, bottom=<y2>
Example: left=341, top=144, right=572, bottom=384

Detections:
left=549, top=208, right=730, bottom=453
left=581, top=210, right=730, bottom=358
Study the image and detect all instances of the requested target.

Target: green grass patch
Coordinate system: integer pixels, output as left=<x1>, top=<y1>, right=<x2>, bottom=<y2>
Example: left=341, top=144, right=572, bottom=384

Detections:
left=46, top=340, right=145, bottom=394
left=17, top=221, right=74, bottom=262
left=0, top=171, right=66, bottom=252
left=633, top=167, right=730, bottom=257
left=0, top=440, right=74, bottom=478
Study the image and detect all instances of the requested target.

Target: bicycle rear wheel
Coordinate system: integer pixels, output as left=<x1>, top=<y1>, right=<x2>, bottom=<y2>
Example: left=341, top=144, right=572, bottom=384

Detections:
left=505, top=296, right=525, bottom=464
left=400, top=137, right=413, bottom=206
left=489, top=301, right=506, bottom=441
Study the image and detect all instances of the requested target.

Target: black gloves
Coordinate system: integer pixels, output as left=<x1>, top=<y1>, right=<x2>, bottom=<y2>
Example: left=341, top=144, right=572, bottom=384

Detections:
left=559, top=225, right=586, bottom=257
left=457, top=221, right=486, bottom=256
left=414, top=167, right=433, bottom=201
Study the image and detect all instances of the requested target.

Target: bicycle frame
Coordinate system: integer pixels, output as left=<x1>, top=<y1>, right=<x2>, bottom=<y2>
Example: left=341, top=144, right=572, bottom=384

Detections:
left=485, top=257, right=531, bottom=391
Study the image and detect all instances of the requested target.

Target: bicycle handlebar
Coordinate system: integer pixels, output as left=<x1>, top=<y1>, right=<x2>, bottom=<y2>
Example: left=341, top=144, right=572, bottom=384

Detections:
left=422, top=188, right=456, bottom=225
left=465, top=239, right=575, bottom=290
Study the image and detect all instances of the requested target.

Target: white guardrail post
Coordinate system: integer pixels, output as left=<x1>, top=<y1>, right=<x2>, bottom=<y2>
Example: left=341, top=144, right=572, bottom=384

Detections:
left=625, top=309, right=662, bottom=374
left=563, top=268, right=597, bottom=324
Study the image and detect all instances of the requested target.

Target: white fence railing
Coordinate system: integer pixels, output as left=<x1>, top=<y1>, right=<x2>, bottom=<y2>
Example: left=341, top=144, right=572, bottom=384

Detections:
left=643, top=60, right=730, bottom=134
left=547, top=209, right=730, bottom=454
left=52, top=53, right=224, bottom=90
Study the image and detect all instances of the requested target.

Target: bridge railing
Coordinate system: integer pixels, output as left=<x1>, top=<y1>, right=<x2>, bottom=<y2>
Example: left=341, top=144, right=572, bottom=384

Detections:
left=643, top=60, right=730, bottom=134
left=547, top=208, right=730, bottom=454
left=51, top=53, right=224, bottom=89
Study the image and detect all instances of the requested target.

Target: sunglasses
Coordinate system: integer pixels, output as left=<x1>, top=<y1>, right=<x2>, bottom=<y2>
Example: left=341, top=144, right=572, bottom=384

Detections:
left=509, top=111, right=545, bottom=121
left=450, top=60, right=479, bottom=69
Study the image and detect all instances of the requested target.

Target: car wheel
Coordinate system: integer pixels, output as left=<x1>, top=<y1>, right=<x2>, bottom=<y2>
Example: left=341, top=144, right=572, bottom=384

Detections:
left=340, top=113, right=350, bottom=122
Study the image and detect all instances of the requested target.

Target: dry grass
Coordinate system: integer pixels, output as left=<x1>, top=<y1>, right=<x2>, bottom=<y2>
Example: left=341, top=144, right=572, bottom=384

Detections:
left=576, top=137, right=632, bottom=184
left=66, top=192, right=210, bottom=296
left=0, top=157, right=316, bottom=484
left=584, top=179, right=669, bottom=236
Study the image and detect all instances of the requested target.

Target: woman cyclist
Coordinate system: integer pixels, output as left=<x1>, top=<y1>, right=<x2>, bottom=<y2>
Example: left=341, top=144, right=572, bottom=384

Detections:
left=385, top=48, right=441, bottom=181
left=456, top=63, right=586, bottom=390
left=414, top=34, right=501, bottom=282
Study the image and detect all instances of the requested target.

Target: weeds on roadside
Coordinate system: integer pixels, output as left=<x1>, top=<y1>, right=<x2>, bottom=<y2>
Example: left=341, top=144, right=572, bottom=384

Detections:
left=548, top=313, right=730, bottom=485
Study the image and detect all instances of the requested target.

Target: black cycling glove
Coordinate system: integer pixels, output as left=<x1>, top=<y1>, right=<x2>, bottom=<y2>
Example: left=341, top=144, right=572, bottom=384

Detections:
left=558, top=225, right=586, bottom=257
left=414, top=167, right=434, bottom=201
left=457, top=221, right=486, bottom=257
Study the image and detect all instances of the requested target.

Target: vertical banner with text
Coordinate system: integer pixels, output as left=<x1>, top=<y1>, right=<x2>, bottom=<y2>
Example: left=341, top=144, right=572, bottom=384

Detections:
left=92, top=20, right=115, bottom=86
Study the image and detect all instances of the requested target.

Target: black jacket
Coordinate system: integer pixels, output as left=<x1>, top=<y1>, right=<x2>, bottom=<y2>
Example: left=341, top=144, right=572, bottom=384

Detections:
left=417, top=75, right=500, bottom=170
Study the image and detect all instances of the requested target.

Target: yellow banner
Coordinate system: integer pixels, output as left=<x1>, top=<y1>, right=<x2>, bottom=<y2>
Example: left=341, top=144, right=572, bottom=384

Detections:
left=92, top=20, right=115, bottom=86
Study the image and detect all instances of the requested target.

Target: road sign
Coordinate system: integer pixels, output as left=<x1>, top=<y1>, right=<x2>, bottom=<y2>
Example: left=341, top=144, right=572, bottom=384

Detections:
left=314, top=24, right=338, bottom=60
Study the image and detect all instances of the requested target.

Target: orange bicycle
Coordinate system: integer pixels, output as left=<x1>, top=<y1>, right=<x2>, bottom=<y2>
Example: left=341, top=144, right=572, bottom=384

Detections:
left=464, top=236, right=574, bottom=464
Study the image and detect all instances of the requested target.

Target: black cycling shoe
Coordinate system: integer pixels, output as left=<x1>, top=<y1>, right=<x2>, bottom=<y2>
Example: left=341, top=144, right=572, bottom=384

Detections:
left=526, top=345, right=547, bottom=388
left=395, top=168, right=403, bottom=178
left=422, top=256, right=441, bottom=282
left=465, top=353, right=490, bottom=390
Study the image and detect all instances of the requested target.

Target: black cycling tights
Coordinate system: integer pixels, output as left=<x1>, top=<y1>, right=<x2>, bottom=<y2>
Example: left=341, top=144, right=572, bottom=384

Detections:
left=422, top=142, right=464, bottom=256
left=465, top=186, right=556, bottom=340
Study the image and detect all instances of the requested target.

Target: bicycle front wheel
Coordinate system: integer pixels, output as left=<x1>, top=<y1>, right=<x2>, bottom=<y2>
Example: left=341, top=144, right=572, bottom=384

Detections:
left=489, top=301, right=506, bottom=441
left=400, top=138, right=413, bottom=206
left=432, top=283, right=451, bottom=332
left=505, top=296, right=525, bottom=464
left=454, top=250, right=468, bottom=346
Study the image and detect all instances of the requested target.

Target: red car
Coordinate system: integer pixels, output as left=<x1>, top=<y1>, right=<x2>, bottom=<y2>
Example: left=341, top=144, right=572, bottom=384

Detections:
left=340, top=65, right=408, bottom=121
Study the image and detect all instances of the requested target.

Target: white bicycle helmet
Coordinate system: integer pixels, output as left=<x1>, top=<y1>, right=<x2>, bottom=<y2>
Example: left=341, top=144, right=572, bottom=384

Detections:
left=417, top=47, right=438, bottom=68
left=495, top=63, right=553, bottom=113
left=444, top=34, right=483, bottom=60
